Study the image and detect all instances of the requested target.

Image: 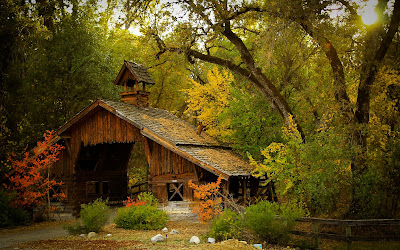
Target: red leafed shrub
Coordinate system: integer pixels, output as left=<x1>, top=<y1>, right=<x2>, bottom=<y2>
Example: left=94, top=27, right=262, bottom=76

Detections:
left=123, top=196, right=147, bottom=207
left=4, top=130, right=65, bottom=211
left=188, top=175, right=223, bottom=223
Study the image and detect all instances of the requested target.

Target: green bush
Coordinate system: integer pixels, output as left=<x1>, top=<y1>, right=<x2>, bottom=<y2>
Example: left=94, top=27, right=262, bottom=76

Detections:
left=207, top=209, right=244, bottom=241
left=245, top=201, right=302, bottom=243
left=64, top=198, right=109, bottom=235
left=114, top=204, right=167, bottom=230
left=0, top=189, right=30, bottom=228
left=137, top=192, right=158, bottom=206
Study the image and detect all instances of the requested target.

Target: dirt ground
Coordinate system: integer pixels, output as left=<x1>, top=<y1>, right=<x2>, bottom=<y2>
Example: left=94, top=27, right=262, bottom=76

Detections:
left=0, top=220, right=279, bottom=249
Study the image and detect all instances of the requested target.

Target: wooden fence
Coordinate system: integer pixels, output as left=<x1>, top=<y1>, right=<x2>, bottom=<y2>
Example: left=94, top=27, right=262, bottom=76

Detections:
left=128, top=182, right=148, bottom=196
left=291, top=217, right=400, bottom=249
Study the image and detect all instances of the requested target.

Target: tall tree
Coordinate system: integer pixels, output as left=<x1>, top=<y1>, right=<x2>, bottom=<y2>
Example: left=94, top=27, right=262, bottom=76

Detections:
left=128, top=0, right=400, bottom=217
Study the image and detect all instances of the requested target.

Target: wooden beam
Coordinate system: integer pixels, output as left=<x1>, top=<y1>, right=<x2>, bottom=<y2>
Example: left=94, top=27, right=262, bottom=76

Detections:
left=141, top=136, right=152, bottom=167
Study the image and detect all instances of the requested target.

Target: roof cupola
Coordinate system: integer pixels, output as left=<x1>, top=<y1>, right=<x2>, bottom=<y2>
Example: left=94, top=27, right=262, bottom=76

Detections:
left=114, top=61, right=155, bottom=107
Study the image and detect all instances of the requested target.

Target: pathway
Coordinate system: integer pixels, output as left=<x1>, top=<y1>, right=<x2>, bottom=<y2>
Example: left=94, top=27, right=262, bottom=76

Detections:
left=0, top=225, right=68, bottom=249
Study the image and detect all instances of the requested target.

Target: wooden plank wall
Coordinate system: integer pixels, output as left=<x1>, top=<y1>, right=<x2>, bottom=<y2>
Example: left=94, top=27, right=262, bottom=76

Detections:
left=146, top=141, right=199, bottom=202
left=51, top=107, right=213, bottom=205
left=147, top=140, right=196, bottom=176
left=65, top=108, right=141, bottom=174
left=51, top=108, right=141, bottom=209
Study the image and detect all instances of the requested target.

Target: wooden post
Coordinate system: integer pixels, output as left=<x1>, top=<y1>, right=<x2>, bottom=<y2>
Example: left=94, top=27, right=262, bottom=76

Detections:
left=135, top=80, right=139, bottom=91
left=312, top=222, right=319, bottom=249
left=346, top=224, right=352, bottom=250
left=222, top=179, right=230, bottom=203
left=242, top=179, right=247, bottom=202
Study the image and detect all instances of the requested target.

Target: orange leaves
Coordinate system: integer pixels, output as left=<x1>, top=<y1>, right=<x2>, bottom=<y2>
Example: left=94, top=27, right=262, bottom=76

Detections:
left=188, top=175, right=223, bottom=223
left=4, top=130, right=65, bottom=209
left=123, top=196, right=147, bottom=207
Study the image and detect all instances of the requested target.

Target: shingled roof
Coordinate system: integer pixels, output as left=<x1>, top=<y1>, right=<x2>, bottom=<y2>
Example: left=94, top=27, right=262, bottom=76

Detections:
left=56, top=99, right=255, bottom=179
left=114, top=61, right=156, bottom=86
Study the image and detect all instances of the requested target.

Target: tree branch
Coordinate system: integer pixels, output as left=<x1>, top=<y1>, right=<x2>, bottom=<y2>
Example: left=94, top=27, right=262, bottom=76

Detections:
left=298, top=18, right=352, bottom=120
left=221, top=22, right=305, bottom=140
left=355, top=0, right=400, bottom=124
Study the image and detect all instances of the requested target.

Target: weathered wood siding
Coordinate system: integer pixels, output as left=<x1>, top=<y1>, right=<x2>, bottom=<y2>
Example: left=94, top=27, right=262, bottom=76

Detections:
left=51, top=106, right=210, bottom=207
left=146, top=140, right=198, bottom=202
left=57, top=108, right=142, bottom=174
left=52, top=107, right=142, bottom=210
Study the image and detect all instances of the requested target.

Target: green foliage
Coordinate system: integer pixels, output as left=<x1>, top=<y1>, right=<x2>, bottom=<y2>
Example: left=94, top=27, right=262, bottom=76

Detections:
left=184, top=67, right=283, bottom=160
left=114, top=204, right=167, bottom=230
left=251, top=125, right=354, bottom=215
left=245, top=201, right=302, bottom=243
left=0, top=189, right=30, bottom=228
left=65, top=198, right=110, bottom=234
left=207, top=209, right=244, bottom=241
left=114, top=192, right=166, bottom=230
left=80, top=198, right=110, bottom=232
left=137, top=192, right=159, bottom=207
left=18, top=3, right=121, bottom=143
left=222, top=87, right=283, bottom=160
left=127, top=142, right=148, bottom=186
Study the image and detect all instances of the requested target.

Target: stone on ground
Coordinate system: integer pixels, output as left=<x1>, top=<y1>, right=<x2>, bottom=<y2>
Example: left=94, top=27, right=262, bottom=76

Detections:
left=190, top=236, right=200, bottom=244
left=162, top=227, right=168, bottom=233
left=170, top=229, right=179, bottom=234
left=208, top=237, right=216, bottom=244
left=87, top=232, right=96, bottom=238
left=151, top=234, right=164, bottom=242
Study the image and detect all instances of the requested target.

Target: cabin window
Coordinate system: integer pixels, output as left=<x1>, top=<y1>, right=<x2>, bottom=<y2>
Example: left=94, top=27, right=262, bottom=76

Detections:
left=167, top=183, right=184, bottom=201
left=86, top=181, right=109, bottom=196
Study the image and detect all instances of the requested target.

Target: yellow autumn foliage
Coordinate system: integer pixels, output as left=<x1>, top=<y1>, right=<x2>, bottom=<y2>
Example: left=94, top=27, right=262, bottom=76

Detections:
left=184, top=67, right=233, bottom=139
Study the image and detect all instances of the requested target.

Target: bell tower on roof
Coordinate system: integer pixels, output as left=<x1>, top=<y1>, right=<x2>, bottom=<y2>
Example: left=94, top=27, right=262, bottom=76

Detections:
left=113, top=61, right=155, bottom=107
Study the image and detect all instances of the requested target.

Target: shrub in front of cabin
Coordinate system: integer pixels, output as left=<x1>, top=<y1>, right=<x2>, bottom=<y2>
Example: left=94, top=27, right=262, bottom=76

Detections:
left=207, top=209, right=244, bottom=241
left=114, top=193, right=167, bottom=230
left=245, top=201, right=302, bottom=243
left=137, top=192, right=158, bottom=206
left=65, top=198, right=110, bottom=234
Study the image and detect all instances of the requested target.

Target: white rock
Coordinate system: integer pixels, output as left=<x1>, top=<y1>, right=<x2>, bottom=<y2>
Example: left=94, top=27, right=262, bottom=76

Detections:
left=106, top=234, right=112, bottom=237
left=170, top=229, right=180, bottom=234
left=151, top=234, right=164, bottom=242
left=208, top=237, right=216, bottom=244
left=162, top=227, right=168, bottom=233
left=190, top=236, right=200, bottom=244
left=79, top=234, right=86, bottom=237
left=87, top=232, right=97, bottom=238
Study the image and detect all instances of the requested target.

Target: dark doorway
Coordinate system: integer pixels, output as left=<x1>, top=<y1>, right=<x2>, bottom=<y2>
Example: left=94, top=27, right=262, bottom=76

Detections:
left=75, top=142, right=133, bottom=201
left=167, top=183, right=184, bottom=201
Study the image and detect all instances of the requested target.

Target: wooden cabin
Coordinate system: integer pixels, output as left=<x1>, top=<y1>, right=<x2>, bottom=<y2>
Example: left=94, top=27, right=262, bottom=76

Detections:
left=50, top=61, right=260, bottom=211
